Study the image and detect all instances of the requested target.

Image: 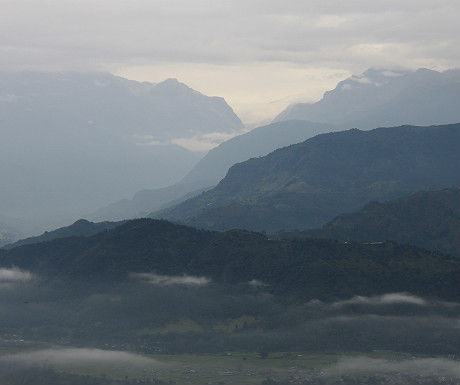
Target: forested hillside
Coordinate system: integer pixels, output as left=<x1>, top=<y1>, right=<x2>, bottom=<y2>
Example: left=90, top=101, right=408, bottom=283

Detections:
left=276, top=188, right=460, bottom=256
left=153, top=124, right=460, bottom=232
left=1, top=218, right=457, bottom=301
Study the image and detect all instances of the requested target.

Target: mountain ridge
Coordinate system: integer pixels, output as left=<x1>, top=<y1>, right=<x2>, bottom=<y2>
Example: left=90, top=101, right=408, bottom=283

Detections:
left=0, top=71, right=244, bottom=235
left=151, top=124, right=460, bottom=233
left=1, top=218, right=458, bottom=301
left=274, top=68, right=460, bottom=128
left=275, top=188, right=460, bottom=256
left=88, top=120, right=338, bottom=222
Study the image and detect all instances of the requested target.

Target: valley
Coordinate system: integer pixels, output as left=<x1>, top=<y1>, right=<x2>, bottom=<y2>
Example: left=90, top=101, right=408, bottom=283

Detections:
left=0, top=67, right=459, bottom=385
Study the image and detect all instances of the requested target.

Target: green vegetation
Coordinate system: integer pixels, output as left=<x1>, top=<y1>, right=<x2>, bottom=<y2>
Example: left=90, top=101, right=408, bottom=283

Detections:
left=0, top=218, right=458, bottom=358
left=1, top=219, right=458, bottom=301
left=277, top=188, right=460, bottom=256
left=154, top=124, right=460, bottom=233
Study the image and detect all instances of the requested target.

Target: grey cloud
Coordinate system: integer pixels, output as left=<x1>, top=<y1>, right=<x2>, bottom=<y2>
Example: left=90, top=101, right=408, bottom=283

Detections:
left=0, top=0, right=458, bottom=72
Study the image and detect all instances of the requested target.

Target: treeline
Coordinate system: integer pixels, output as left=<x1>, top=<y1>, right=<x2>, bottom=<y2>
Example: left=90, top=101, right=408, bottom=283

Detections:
left=1, top=219, right=459, bottom=301
left=277, top=187, right=460, bottom=257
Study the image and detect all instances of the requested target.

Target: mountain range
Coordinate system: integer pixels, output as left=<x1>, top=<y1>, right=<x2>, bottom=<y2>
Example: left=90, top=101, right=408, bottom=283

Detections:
left=0, top=71, right=243, bottom=236
left=88, top=120, right=338, bottom=222
left=275, top=68, right=460, bottom=128
left=88, top=68, right=460, bottom=223
left=152, top=124, right=460, bottom=233
left=6, top=186, right=459, bottom=258
left=0, top=67, right=459, bottom=361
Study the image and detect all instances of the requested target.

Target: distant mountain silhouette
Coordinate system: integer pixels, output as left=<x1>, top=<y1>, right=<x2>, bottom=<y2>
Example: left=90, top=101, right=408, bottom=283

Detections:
left=89, top=121, right=338, bottom=222
left=0, top=72, right=243, bottom=235
left=86, top=181, right=212, bottom=222
left=276, top=188, right=460, bottom=256
left=88, top=68, right=459, bottom=224
left=0, top=222, right=23, bottom=247
left=274, top=68, right=460, bottom=128
left=179, top=120, right=338, bottom=187
left=152, top=124, right=460, bottom=233
left=2, top=219, right=125, bottom=250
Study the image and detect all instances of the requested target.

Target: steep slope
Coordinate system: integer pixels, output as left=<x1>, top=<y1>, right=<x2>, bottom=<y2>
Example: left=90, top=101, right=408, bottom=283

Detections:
left=277, top=188, right=460, bottom=256
left=88, top=68, right=459, bottom=223
left=86, top=181, right=211, bottom=222
left=180, top=120, right=338, bottom=186
left=88, top=120, right=338, bottom=222
left=274, top=68, right=460, bottom=128
left=152, top=124, right=460, bottom=232
left=0, top=72, right=243, bottom=235
left=0, top=72, right=243, bottom=141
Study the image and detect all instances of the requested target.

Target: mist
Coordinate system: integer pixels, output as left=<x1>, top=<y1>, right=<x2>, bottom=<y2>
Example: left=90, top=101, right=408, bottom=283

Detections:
left=1, top=348, right=160, bottom=368
left=326, top=356, right=460, bottom=378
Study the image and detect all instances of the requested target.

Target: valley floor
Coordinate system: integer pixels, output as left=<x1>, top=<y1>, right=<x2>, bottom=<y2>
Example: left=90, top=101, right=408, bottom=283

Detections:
left=0, top=347, right=459, bottom=385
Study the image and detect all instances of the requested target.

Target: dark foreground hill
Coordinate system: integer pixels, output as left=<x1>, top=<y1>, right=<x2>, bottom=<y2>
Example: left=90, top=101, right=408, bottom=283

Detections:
left=1, top=218, right=457, bottom=301
left=277, top=188, right=460, bottom=256
left=0, top=218, right=458, bottom=356
left=152, top=124, right=460, bottom=232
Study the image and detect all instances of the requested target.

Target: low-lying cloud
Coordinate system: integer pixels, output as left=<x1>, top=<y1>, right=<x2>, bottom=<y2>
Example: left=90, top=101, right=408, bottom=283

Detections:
left=0, top=267, right=33, bottom=288
left=332, top=292, right=428, bottom=307
left=1, top=348, right=159, bottom=368
left=137, top=131, right=242, bottom=152
left=132, top=272, right=211, bottom=287
left=326, top=356, right=460, bottom=378
left=248, top=279, right=266, bottom=287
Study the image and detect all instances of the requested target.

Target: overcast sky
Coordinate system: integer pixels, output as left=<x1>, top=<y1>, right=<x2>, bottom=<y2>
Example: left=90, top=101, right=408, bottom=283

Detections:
left=1, top=0, right=459, bottom=125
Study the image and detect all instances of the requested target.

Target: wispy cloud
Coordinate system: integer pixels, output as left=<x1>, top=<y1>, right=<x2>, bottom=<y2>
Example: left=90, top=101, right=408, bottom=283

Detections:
left=332, top=292, right=428, bottom=307
left=134, top=131, right=241, bottom=151
left=132, top=272, right=211, bottom=287
left=1, top=348, right=159, bottom=368
left=171, top=131, right=241, bottom=152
